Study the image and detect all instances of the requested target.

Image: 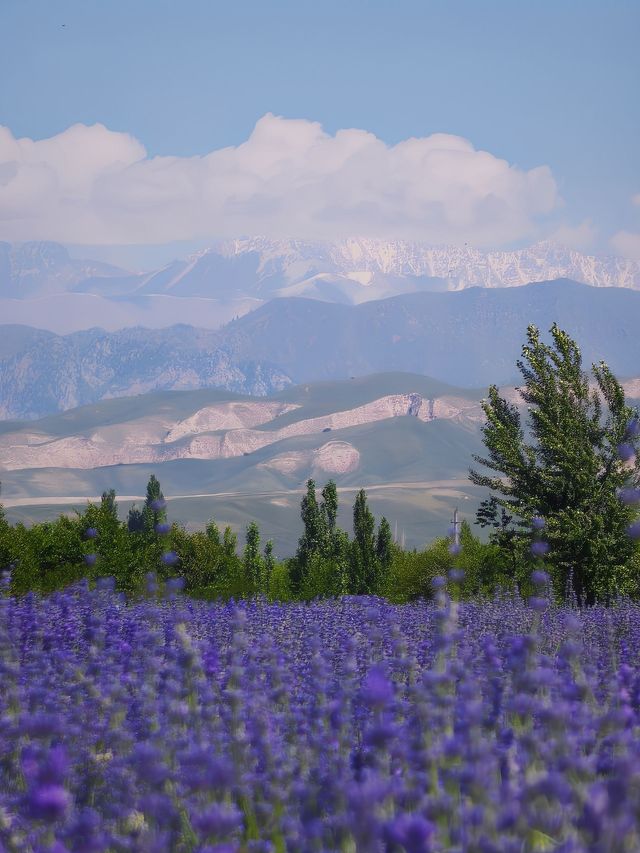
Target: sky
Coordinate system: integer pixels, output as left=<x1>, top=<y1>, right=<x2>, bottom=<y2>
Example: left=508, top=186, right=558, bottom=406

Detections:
left=1, top=0, right=639, bottom=263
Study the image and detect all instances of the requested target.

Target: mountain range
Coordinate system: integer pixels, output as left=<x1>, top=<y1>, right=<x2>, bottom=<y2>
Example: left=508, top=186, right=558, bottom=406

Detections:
left=1, top=371, right=638, bottom=557
left=1, top=278, right=639, bottom=421
left=1, top=238, right=639, bottom=335
left=2, top=237, right=640, bottom=553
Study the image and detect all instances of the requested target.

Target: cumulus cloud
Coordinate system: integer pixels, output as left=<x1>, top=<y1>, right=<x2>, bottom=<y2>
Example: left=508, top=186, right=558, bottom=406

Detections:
left=611, top=230, right=640, bottom=260
left=548, top=219, right=596, bottom=251
left=0, top=114, right=560, bottom=247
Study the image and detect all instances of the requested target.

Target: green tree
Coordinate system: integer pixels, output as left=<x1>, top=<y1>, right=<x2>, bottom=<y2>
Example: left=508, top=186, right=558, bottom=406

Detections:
left=205, top=517, right=222, bottom=547
left=243, top=521, right=263, bottom=595
left=320, top=480, right=338, bottom=539
left=142, top=474, right=167, bottom=535
left=375, top=516, right=393, bottom=585
left=100, top=489, right=119, bottom=521
left=376, top=516, right=393, bottom=568
left=127, top=505, right=145, bottom=533
left=220, top=526, right=245, bottom=598
left=74, top=490, right=136, bottom=590
left=0, top=484, right=14, bottom=573
left=474, top=495, right=528, bottom=583
left=455, top=519, right=517, bottom=597
left=263, top=540, right=275, bottom=596
left=292, top=479, right=327, bottom=592
left=21, top=516, right=86, bottom=594
left=469, top=322, right=640, bottom=604
left=350, top=489, right=378, bottom=594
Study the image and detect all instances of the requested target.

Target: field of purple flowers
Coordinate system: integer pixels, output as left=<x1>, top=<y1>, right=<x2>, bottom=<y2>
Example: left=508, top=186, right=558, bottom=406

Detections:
left=1, top=575, right=640, bottom=852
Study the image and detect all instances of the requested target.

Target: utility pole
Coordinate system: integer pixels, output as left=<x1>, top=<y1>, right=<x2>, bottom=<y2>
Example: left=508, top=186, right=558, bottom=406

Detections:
left=450, top=506, right=461, bottom=548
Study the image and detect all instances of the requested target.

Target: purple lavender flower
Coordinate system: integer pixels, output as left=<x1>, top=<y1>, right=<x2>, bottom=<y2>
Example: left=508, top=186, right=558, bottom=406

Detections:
left=448, top=542, right=461, bottom=555
left=166, top=577, right=185, bottom=594
left=64, top=807, right=107, bottom=853
left=531, top=515, right=545, bottom=530
left=19, top=712, right=64, bottom=739
left=25, top=785, right=71, bottom=823
left=84, top=553, right=98, bottom=566
left=626, top=520, right=640, bottom=539
left=6, top=574, right=640, bottom=849
left=360, top=665, right=394, bottom=709
left=155, top=522, right=171, bottom=535
left=129, top=742, right=170, bottom=786
left=617, top=443, right=636, bottom=462
left=84, top=527, right=98, bottom=539
left=431, top=575, right=447, bottom=590
left=193, top=803, right=243, bottom=837
left=161, top=551, right=180, bottom=566
left=448, top=568, right=465, bottom=583
left=624, top=416, right=640, bottom=439
left=531, top=569, right=550, bottom=586
left=617, top=487, right=640, bottom=505
left=530, top=540, right=550, bottom=557
left=383, top=814, right=435, bottom=852
left=150, top=498, right=167, bottom=512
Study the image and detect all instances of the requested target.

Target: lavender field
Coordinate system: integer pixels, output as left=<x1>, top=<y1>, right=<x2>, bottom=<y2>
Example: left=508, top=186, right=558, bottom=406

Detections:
left=1, top=575, right=639, bottom=852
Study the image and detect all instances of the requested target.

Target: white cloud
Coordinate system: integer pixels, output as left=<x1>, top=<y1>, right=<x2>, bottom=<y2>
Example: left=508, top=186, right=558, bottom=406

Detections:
left=611, top=230, right=640, bottom=260
left=0, top=114, right=560, bottom=247
left=548, top=219, right=596, bottom=251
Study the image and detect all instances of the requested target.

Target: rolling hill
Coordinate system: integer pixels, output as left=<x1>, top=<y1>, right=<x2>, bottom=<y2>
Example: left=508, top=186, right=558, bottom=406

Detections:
left=1, top=372, right=638, bottom=557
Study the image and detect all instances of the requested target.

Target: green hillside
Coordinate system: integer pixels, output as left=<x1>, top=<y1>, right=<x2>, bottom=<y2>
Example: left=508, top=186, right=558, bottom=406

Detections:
left=2, top=371, right=637, bottom=557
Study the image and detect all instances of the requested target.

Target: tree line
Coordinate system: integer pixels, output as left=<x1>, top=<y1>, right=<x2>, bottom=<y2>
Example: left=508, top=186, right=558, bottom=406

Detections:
left=1, top=322, right=639, bottom=605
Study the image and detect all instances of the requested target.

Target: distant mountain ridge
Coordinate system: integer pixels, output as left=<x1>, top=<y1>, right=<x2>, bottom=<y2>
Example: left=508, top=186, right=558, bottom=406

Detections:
left=4, top=237, right=640, bottom=298
left=0, top=238, right=639, bottom=335
left=215, top=236, right=640, bottom=291
left=0, top=241, right=125, bottom=299
left=1, top=278, right=639, bottom=420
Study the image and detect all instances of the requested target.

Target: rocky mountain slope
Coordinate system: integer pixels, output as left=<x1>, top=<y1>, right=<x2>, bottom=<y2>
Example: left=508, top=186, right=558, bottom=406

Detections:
left=217, top=237, right=640, bottom=292
left=2, top=278, right=639, bottom=420
left=0, top=392, right=476, bottom=471
left=1, top=238, right=639, bottom=334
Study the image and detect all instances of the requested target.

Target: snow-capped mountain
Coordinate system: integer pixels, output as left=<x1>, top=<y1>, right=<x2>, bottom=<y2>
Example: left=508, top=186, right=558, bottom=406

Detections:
left=215, top=236, right=640, bottom=292
left=1, top=237, right=639, bottom=334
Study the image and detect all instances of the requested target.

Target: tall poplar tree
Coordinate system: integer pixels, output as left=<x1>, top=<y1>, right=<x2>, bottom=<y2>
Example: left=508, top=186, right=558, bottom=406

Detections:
left=321, top=480, right=338, bottom=538
left=469, top=323, right=640, bottom=604
left=263, top=540, right=275, bottom=596
left=350, top=489, right=378, bottom=594
left=292, top=479, right=327, bottom=591
left=142, top=474, right=168, bottom=534
left=243, top=521, right=263, bottom=595
left=376, top=517, right=393, bottom=575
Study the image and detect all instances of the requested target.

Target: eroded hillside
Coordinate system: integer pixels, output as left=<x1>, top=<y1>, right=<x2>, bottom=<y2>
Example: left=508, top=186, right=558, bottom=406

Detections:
left=0, top=392, right=482, bottom=471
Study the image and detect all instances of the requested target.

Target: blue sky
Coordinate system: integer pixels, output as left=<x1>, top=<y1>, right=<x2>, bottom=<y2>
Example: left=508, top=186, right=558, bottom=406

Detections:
left=1, top=0, right=639, bottom=258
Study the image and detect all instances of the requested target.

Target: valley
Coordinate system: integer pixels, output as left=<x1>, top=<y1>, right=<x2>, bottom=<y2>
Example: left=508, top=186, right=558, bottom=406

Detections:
left=1, top=371, right=637, bottom=556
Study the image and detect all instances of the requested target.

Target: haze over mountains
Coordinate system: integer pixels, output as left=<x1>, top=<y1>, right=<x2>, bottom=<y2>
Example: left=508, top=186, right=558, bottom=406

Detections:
left=1, top=278, right=639, bottom=421
left=2, top=234, right=639, bottom=551
left=1, top=238, right=639, bottom=334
